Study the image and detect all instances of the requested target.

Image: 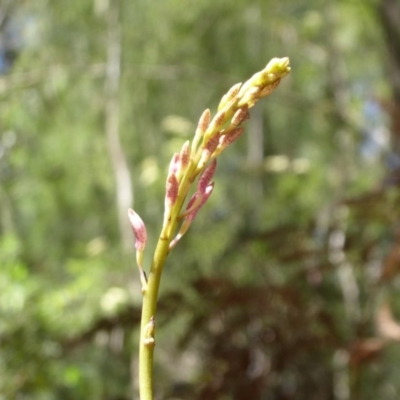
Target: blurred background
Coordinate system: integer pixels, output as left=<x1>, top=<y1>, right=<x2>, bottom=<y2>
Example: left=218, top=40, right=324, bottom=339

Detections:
left=0, top=0, right=400, bottom=399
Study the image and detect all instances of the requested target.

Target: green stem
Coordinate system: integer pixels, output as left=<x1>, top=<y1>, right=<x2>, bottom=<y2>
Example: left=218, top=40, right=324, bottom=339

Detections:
left=138, top=159, right=198, bottom=400
left=138, top=235, right=169, bottom=400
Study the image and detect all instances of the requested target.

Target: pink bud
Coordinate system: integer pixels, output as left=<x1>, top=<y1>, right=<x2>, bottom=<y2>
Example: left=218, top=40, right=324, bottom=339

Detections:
left=219, top=127, right=244, bottom=148
left=196, top=109, right=211, bottom=137
left=179, top=140, right=190, bottom=170
left=231, top=104, right=249, bottom=126
left=218, top=82, right=242, bottom=111
left=224, top=82, right=242, bottom=101
left=259, top=78, right=281, bottom=98
left=208, top=110, right=225, bottom=133
left=185, top=191, right=198, bottom=213
left=165, top=173, right=179, bottom=208
left=185, top=183, right=214, bottom=222
left=128, top=209, right=147, bottom=251
left=168, top=153, right=180, bottom=175
left=197, top=132, right=220, bottom=170
left=197, top=159, right=217, bottom=194
left=198, top=133, right=221, bottom=168
left=204, top=132, right=221, bottom=156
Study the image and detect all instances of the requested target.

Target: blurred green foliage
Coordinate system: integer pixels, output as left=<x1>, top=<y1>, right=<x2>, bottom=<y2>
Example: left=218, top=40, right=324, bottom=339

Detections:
left=0, top=0, right=400, bottom=399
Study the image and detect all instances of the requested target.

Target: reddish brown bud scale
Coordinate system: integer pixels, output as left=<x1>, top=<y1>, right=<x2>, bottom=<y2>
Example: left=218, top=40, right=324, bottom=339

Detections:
left=259, top=78, right=281, bottom=98
left=218, top=82, right=242, bottom=111
left=225, top=82, right=242, bottom=101
left=192, top=109, right=211, bottom=154
left=197, top=159, right=217, bottom=193
left=196, top=109, right=211, bottom=136
left=231, top=104, right=249, bottom=126
left=205, top=132, right=221, bottom=155
left=165, top=173, right=179, bottom=207
left=208, top=110, right=225, bottom=133
left=219, top=127, right=244, bottom=147
left=242, top=111, right=250, bottom=124
left=198, top=132, right=221, bottom=168
left=179, top=140, right=190, bottom=170
left=238, top=86, right=259, bottom=107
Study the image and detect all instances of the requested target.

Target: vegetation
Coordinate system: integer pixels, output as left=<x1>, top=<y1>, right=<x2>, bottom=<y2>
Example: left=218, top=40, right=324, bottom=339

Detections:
left=0, top=0, right=400, bottom=399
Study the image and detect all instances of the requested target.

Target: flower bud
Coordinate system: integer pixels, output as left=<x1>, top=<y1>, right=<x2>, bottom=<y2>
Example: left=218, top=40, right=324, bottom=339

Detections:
left=238, top=87, right=259, bottom=108
left=219, top=127, right=244, bottom=147
left=179, top=140, right=190, bottom=170
left=258, top=78, right=281, bottom=98
left=185, top=183, right=214, bottom=222
left=165, top=173, right=179, bottom=208
left=197, top=159, right=217, bottom=194
left=168, top=153, right=180, bottom=175
left=128, top=208, right=147, bottom=251
left=207, top=110, right=225, bottom=134
left=196, top=108, right=211, bottom=136
left=218, top=82, right=242, bottom=111
left=264, top=57, right=290, bottom=79
left=204, top=132, right=221, bottom=155
left=183, top=182, right=214, bottom=222
left=237, top=57, right=290, bottom=107
left=198, top=132, right=221, bottom=168
left=170, top=184, right=214, bottom=250
left=192, top=109, right=211, bottom=153
left=231, top=104, right=249, bottom=126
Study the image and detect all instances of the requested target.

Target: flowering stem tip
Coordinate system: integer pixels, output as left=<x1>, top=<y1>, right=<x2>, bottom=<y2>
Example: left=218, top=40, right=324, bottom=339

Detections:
left=134, top=57, right=290, bottom=400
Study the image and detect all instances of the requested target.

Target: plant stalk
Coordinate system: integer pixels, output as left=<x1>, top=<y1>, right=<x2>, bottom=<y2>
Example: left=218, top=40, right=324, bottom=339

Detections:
left=137, top=57, right=291, bottom=399
left=138, top=160, right=198, bottom=399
